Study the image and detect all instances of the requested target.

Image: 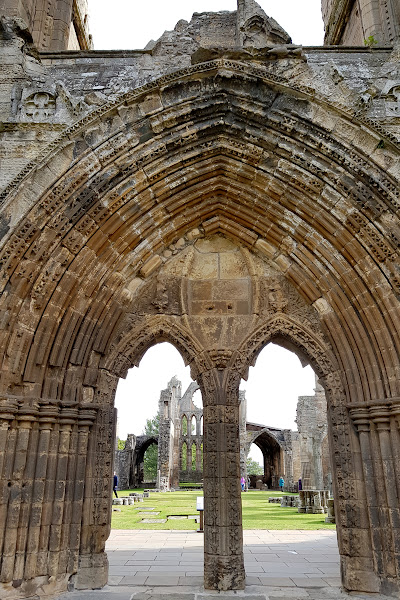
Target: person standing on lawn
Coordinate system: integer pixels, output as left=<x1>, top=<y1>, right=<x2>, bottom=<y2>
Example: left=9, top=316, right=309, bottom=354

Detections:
left=113, top=472, right=118, bottom=498
left=279, top=476, right=284, bottom=491
left=240, top=476, right=245, bottom=491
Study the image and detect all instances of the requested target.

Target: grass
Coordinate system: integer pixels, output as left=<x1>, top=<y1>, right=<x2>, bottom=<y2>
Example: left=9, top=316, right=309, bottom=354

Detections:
left=112, top=489, right=336, bottom=531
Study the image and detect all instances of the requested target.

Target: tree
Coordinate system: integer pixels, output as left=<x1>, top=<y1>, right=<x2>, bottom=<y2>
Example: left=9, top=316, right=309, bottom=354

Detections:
left=142, top=413, right=159, bottom=481
left=246, top=457, right=264, bottom=475
left=143, top=413, right=159, bottom=436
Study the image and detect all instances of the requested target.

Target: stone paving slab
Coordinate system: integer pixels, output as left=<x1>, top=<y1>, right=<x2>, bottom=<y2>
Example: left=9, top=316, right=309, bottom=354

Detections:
left=141, top=518, right=167, bottom=523
left=57, top=589, right=395, bottom=600
left=54, top=530, right=390, bottom=600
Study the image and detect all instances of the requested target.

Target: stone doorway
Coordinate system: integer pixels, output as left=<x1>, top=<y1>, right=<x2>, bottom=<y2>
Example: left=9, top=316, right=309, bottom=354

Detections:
left=1, top=51, right=400, bottom=598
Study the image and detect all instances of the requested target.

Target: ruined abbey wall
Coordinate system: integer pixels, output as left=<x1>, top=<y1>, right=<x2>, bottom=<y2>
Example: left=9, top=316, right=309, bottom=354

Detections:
left=116, top=376, right=330, bottom=493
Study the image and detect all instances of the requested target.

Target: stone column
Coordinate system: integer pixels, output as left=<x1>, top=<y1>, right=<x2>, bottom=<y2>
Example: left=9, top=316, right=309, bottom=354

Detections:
left=199, top=367, right=245, bottom=591
left=326, top=498, right=336, bottom=523
left=298, top=490, right=306, bottom=513
left=349, top=407, right=393, bottom=586
left=369, top=406, right=400, bottom=578
left=0, top=398, right=19, bottom=583
left=75, top=405, right=115, bottom=590
left=1, top=401, right=39, bottom=583
left=24, top=402, right=59, bottom=580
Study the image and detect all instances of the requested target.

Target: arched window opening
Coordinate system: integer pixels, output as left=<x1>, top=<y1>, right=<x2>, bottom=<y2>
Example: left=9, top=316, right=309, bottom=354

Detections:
left=200, top=415, right=203, bottom=435
left=113, top=342, right=192, bottom=490
left=182, top=415, right=188, bottom=435
left=143, top=442, right=158, bottom=483
left=201, top=442, right=203, bottom=469
left=191, top=415, right=196, bottom=435
left=192, top=388, right=203, bottom=409
left=181, top=443, right=187, bottom=470
left=242, top=342, right=325, bottom=492
left=191, top=443, right=196, bottom=471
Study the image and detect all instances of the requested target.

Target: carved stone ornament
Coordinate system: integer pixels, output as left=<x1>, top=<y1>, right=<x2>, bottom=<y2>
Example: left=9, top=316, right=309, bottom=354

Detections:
left=21, top=91, right=56, bottom=121
left=382, top=82, right=400, bottom=117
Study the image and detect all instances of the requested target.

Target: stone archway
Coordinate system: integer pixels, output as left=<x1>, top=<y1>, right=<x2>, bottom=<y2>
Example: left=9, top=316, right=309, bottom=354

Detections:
left=246, top=426, right=285, bottom=489
left=0, top=50, right=399, bottom=598
left=133, top=435, right=158, bottom=487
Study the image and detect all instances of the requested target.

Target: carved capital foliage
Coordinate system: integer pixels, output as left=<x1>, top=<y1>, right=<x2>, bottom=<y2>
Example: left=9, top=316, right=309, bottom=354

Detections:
left=195, top=365, right=241, bottom=408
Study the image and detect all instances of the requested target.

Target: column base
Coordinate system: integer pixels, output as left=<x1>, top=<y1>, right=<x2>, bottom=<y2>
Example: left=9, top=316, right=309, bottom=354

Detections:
left=341, top=556, right=380, bottom=594
left=70, top=552, right=109, bottom=590
left=204, top=554, right=245, bottom=590
left=0, top=575, right=69, bottom=599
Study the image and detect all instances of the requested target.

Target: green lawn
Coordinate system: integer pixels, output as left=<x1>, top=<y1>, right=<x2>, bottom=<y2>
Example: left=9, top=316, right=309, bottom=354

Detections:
left=112, top=489, right=336, bottom=531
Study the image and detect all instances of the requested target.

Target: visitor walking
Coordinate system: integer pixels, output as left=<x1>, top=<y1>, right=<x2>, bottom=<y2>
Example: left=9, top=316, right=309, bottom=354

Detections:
left=113, top=472, right=118, bottom=498
left=240, top=476, right=245, bottom=491
left=279, top=476, right=284, bottom=491
left=298, top=477, right=302, bottom=491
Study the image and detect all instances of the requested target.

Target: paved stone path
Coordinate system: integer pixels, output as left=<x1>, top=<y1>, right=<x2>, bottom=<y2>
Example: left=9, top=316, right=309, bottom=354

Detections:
left=57, top=530, right=386, bottom=599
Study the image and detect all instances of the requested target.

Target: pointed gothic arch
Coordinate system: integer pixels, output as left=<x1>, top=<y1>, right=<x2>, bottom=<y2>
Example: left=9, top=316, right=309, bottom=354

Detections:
left=0, top=52, right=399, bottom=597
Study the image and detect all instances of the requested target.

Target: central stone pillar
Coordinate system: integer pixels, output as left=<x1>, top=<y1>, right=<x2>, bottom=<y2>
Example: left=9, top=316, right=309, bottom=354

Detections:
left=198, top=367, right=245, bottom=591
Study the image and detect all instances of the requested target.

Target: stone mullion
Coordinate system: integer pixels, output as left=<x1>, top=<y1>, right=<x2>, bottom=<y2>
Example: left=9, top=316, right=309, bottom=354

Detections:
left=350, top=409, right=386, bottom=576
left=67, top=409, right=97, bottom=575
left=201, top=368, right=245, bottom=591
left=48, top=406, right=77, bottom=577
left=1, top=403, right=38, bottom=583
left=196, top=440, right=202, bottom=471
left=24, top=403, right=59, bottom=581
left=371, top=408, right=400, bottom=577
left=0, top=399, right=18, bottom=581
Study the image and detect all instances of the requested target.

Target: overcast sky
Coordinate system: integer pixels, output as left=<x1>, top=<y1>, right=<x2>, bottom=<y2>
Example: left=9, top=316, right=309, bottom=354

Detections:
left=88, top=1, right=321, bottom=462
left=88, top=1, right=325, bottom=50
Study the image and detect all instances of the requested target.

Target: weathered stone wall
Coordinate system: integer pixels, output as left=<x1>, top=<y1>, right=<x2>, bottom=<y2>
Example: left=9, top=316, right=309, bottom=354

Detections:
left=114, top=434, right=136, bottom=490
left=297, top=381, right=330, bottom=490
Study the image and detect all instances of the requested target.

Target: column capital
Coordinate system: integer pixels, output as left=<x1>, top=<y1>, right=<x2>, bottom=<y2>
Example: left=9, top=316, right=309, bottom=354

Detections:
left=59, top=404, right=79, bottom=428
left=348, top=399, right=400, bottom=432
left=0, top=397, right=18, bottom=422
left=369, top=406, right=391, bottom=431
left=348, top=407, right=371, bottom=433
left=78, top=408, right=97, bottom=430
left=16, top=400, right=40, bottom=428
